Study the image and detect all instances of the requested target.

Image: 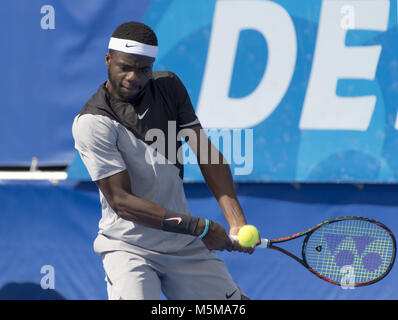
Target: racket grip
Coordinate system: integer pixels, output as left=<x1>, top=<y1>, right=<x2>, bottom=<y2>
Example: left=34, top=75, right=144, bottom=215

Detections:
left=229, top=235, right=270, bottom=248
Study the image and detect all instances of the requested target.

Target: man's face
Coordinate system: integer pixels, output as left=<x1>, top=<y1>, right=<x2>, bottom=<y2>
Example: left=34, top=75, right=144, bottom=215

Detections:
left=105, top=50, right=154, bottom=102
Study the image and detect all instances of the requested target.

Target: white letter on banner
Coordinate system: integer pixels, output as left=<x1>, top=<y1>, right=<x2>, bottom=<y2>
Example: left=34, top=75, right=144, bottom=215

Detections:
left=40, top=265, right=55, bottom=289
left=196, top=0, right=297, bottom=128
left=40, top=5, right=55, bottom=30
left=299, top=0, right=389, bottom=131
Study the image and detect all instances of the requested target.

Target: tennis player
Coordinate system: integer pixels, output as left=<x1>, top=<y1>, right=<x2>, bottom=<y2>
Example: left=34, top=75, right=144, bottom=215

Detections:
left=72, top=21, right=255, bottom=300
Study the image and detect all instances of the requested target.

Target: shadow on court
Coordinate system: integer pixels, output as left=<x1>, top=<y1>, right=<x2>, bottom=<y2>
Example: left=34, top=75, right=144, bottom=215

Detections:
left=0, top=282, right=65, bottom=300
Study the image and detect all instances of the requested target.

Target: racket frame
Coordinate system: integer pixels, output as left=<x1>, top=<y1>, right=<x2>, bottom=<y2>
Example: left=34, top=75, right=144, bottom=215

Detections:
left=262, top=216, right=396, bottom=287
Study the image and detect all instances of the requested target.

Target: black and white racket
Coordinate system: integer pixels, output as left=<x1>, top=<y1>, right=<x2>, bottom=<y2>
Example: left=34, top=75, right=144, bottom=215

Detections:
left=231, top=216, right=396, bottom=287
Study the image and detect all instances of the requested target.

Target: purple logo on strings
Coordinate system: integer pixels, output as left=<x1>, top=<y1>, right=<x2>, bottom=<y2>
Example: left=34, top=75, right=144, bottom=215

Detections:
left=325, top=234, right=382, bottom=271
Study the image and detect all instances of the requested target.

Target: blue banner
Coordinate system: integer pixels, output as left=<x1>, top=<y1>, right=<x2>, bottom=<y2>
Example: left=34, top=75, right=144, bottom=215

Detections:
left=143, top=0, right=398, bottom=182
left=1, top=181, right=398, bottom=299
left=1, top=1, right=397, bottom=182
left=0, top=0, right=150, bottom=166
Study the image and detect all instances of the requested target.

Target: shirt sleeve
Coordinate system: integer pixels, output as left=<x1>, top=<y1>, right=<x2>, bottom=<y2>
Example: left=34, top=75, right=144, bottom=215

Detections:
left=72, top=114, right=127, bottom=181
left=170, top=73, right=201, bottom=128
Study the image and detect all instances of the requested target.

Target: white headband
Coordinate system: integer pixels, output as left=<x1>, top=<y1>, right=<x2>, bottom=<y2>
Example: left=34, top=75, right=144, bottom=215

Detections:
left=108, top=37, right=158, bottom=58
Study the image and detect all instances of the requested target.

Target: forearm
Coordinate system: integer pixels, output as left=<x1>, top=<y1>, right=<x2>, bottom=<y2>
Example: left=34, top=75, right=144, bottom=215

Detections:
left=115, top=192, right=165, bottom=229
left=188, top=125, right=247, bottom=229
left=115, top=192, right=204, bottom=236
left=198, top=157, right=247, bottom=229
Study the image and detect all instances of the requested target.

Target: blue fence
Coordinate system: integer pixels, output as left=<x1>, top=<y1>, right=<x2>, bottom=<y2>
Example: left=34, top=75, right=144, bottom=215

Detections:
left=1, top=181, right=397, bottom=299
left=1, top=1, right=396, bottom=182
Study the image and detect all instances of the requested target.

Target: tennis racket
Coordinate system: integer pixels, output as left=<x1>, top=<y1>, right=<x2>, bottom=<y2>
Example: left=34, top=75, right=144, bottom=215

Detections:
left=231, top=216, right=396, bottom=287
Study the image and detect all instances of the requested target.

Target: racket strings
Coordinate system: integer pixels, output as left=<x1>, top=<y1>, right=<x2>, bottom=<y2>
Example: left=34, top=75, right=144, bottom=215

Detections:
left=304, top=219, right=395, bottom=285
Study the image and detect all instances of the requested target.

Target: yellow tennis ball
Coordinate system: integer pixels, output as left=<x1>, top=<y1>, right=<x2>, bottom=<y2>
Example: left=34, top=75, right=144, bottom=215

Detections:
left=238, top=225, right=259, bottom=247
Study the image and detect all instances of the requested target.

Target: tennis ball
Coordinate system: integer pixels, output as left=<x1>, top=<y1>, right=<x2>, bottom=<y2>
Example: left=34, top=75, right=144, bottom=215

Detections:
left=238, top=225, right=259, bottom=247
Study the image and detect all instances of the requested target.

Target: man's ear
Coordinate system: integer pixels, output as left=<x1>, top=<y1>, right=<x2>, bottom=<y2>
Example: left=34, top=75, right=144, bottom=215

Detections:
left=105, top=52, right=111, bottom=68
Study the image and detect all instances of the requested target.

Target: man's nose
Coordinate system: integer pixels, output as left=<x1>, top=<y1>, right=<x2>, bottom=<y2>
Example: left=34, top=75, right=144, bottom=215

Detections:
left=125, top=70, right=141, bottom=82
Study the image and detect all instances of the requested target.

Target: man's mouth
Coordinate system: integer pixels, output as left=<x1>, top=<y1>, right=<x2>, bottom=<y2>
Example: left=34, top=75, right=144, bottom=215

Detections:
left=122, top=85, right=137, bottom=90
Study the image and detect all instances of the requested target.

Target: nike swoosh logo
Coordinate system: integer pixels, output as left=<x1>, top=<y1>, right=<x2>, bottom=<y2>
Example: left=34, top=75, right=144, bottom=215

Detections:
left=226, top=289, right=237, bottom=299
left=164, top=217, right=182, bottom=224
left=125, top=43, right=137, bottom=48
left=138, top=108, right=149, bottom=120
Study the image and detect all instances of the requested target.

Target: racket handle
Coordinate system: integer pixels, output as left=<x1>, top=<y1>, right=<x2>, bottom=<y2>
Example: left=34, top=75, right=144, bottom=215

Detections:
left=229, top=235, right=270, bottom=248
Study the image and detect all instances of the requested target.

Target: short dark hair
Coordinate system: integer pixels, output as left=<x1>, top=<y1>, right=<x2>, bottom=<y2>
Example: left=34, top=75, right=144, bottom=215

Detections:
left=111, top=21, right=158, bottom=46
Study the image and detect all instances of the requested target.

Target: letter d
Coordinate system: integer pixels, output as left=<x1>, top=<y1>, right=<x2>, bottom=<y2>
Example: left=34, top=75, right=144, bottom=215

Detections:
left=197, top=0, right=297, bottom=128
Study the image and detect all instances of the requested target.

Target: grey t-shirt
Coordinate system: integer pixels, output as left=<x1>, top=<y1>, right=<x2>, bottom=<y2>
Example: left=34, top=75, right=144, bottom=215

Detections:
left=72, top=71, right=201, bottom=254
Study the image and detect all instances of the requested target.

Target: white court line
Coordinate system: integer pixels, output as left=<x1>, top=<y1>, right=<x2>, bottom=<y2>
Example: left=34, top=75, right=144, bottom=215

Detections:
left=0, top=171, right=68, bottom=181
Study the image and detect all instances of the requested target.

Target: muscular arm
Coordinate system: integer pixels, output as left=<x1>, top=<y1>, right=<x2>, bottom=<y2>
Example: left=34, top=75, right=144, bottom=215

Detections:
left=95, top=170, right=166, bottom=229
left=183, top=125, right=247, bottom=235
left=95, top=169, right=239, bottom=252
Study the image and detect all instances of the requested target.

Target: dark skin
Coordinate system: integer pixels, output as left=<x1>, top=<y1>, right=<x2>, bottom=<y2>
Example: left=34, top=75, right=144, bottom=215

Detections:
left=105, top=50, right=154, bottom=103
left=97, top=50, right=259, bottom=253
